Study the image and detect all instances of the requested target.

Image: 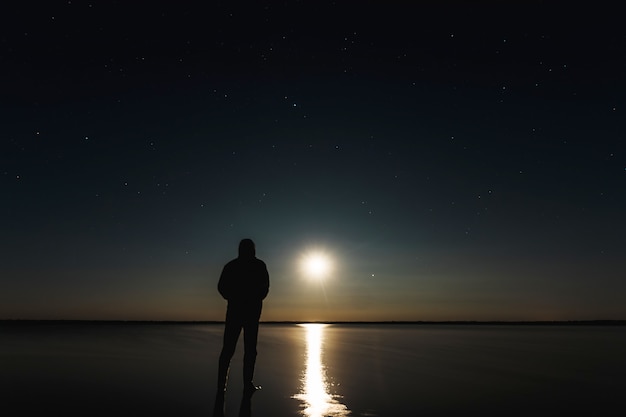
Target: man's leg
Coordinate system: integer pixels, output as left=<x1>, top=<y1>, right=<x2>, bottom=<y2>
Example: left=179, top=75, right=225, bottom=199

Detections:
left=214, top=317, right=241, bottom=417
left=217, top=316, right=242, bottom=392
left=242, top=318, right=260, bottom=389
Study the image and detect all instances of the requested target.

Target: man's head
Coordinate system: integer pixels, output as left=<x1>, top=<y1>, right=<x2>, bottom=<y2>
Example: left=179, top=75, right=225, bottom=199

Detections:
left=238, top=238, right=256, bottom=259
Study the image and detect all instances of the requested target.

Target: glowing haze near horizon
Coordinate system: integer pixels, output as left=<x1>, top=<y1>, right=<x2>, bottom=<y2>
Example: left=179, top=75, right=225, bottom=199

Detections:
left=2, top=1, right=625, bottom=322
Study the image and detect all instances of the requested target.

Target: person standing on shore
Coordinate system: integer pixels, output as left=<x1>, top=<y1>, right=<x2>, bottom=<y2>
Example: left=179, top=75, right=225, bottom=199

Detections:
left=214, top=238, right=269, bottom=416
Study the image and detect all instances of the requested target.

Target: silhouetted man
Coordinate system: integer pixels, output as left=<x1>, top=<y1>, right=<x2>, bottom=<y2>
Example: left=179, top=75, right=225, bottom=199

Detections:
left=214, top=238, right=269, bottom=416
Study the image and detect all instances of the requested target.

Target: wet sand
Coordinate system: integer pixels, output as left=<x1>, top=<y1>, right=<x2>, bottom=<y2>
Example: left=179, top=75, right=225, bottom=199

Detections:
left=2, top=323, right=625, bottom=416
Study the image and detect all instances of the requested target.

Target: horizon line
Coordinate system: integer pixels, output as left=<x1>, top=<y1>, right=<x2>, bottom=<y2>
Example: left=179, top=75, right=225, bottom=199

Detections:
left=1, top=319, right=625, bottom=326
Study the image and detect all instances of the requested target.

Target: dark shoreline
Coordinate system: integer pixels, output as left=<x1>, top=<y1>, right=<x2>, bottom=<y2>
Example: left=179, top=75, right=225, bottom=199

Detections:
left=1, top=319, right=625, bottom=326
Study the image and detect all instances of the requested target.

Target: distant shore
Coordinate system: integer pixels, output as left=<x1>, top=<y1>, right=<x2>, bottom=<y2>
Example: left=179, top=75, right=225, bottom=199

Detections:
left=1, top=319, right=625, bottom=326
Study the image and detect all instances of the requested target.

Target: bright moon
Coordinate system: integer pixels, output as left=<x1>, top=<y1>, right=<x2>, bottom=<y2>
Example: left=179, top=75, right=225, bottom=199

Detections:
left=300, top=251, right=333, bottom=280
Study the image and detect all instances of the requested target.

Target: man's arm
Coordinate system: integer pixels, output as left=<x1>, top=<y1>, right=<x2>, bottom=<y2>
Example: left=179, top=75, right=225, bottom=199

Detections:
left=218, top=264, right=232, bottom=300
left=260, top=261, right=269, bottom=300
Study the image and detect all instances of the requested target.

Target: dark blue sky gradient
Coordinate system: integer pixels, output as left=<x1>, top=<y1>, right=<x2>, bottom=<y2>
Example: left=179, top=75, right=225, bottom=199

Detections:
left=2, top=1, right=625, bottom=321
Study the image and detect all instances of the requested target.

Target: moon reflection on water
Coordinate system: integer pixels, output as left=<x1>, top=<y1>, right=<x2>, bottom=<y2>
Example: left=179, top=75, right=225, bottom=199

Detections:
left=293, top=323, right=350, bottom=417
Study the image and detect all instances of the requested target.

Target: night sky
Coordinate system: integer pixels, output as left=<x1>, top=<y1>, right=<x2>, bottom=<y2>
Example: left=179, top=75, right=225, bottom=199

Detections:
left=2, top=1, right=625, bottom=321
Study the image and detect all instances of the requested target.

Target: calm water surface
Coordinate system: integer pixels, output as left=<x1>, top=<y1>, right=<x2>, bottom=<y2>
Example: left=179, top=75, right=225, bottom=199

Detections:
left=2, top=323, right=625, bottom=416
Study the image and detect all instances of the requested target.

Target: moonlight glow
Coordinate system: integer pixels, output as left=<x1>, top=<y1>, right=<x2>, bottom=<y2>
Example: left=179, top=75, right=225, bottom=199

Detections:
left=300, top=251, right=334, bottom=280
